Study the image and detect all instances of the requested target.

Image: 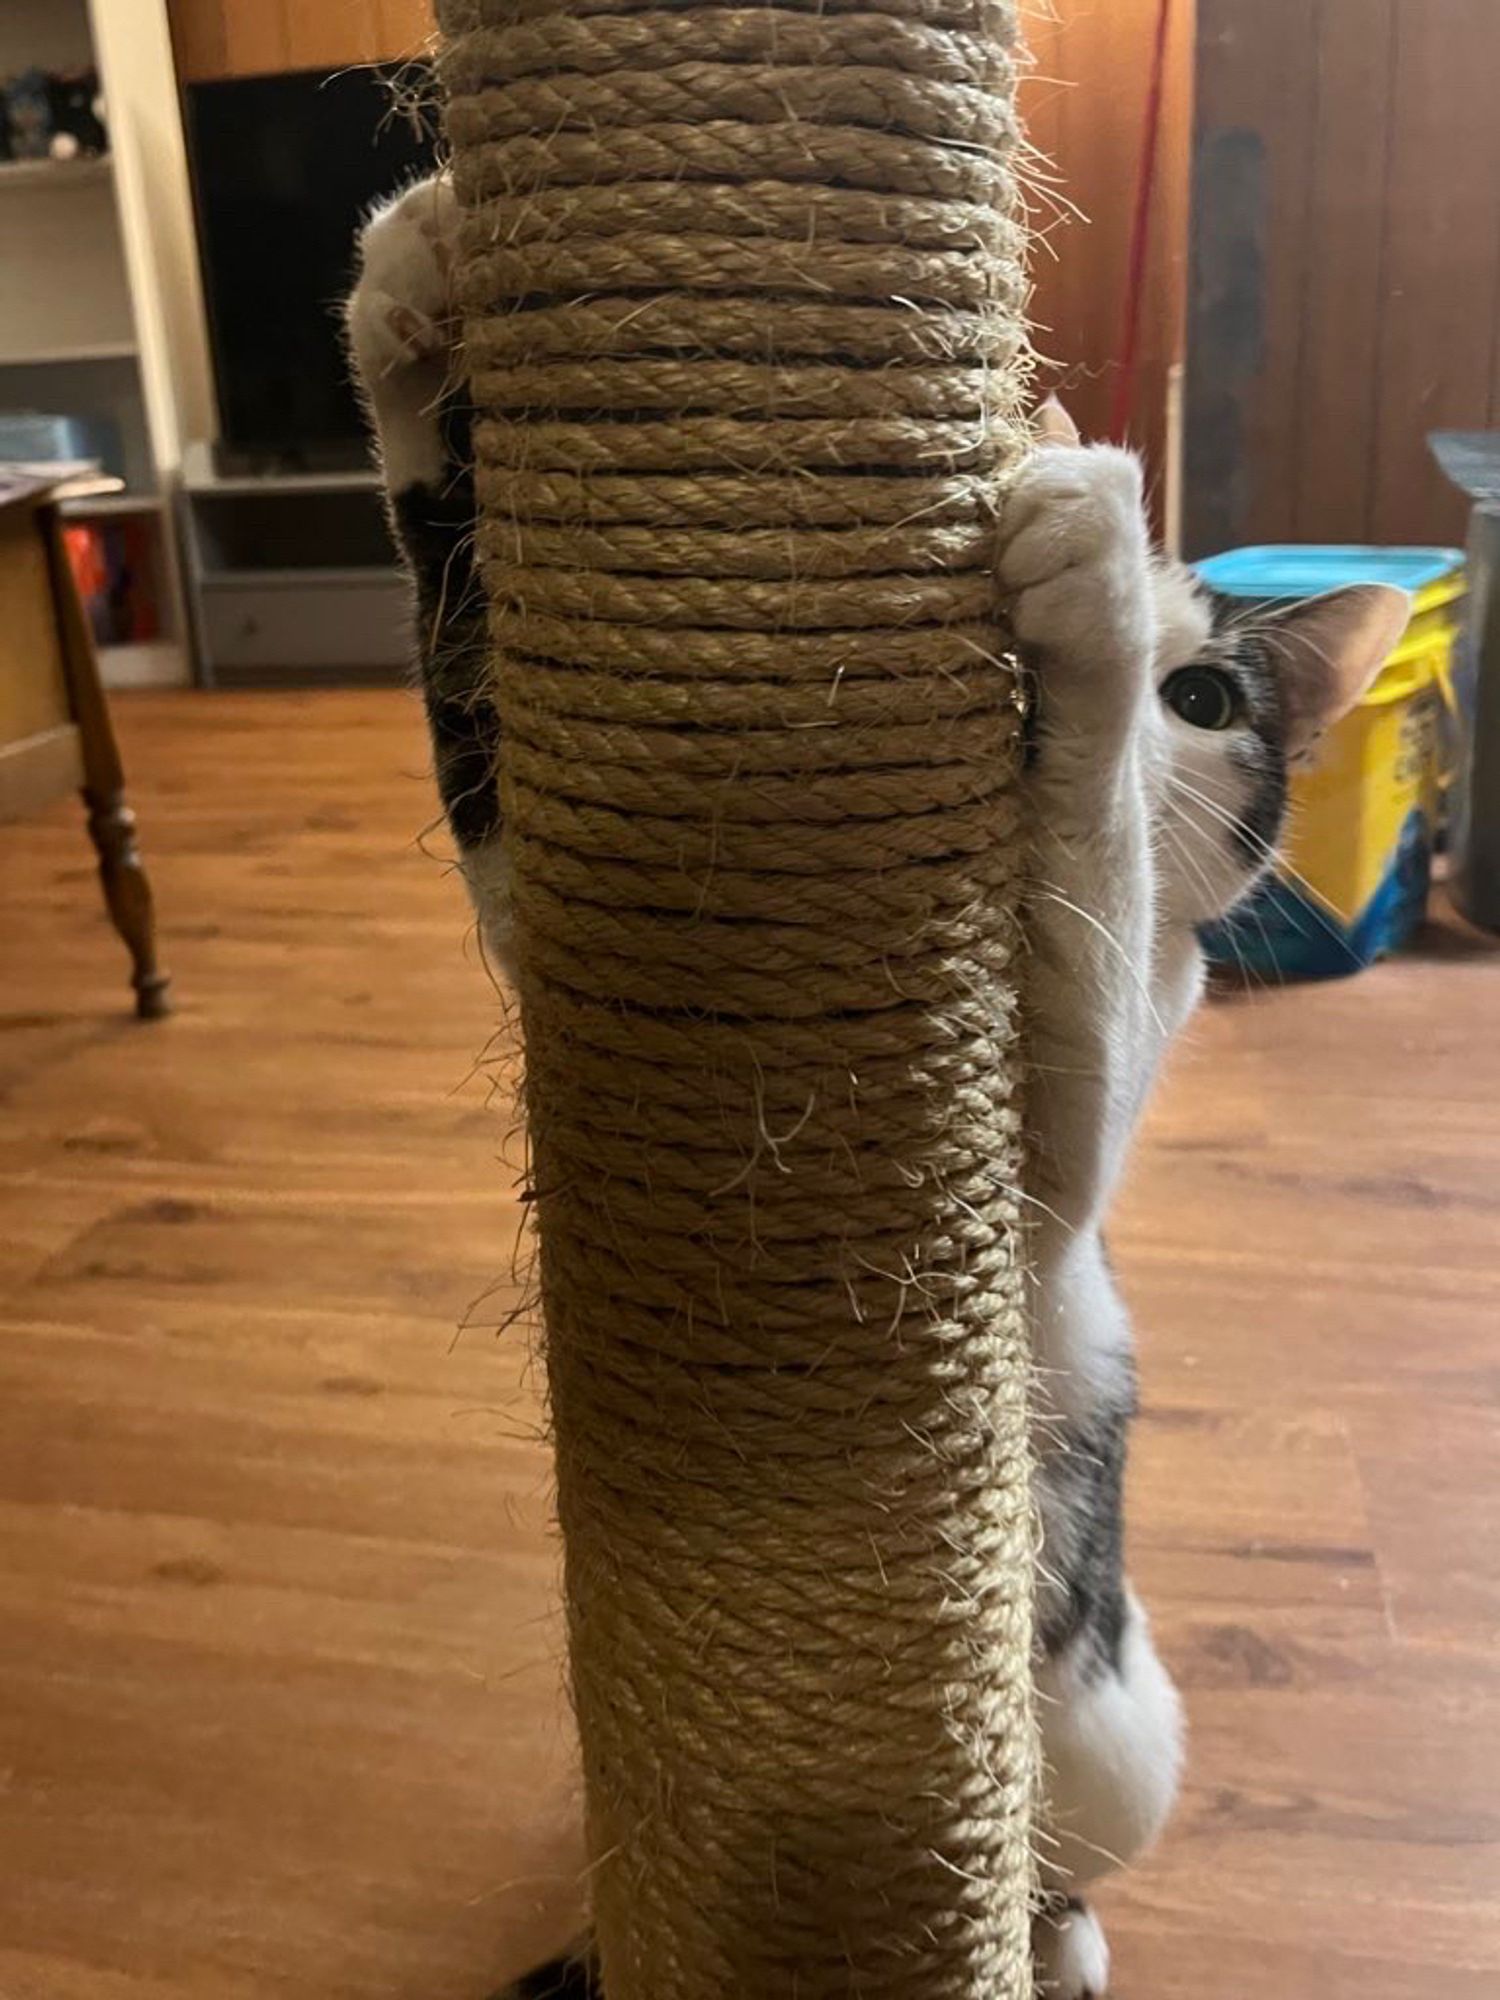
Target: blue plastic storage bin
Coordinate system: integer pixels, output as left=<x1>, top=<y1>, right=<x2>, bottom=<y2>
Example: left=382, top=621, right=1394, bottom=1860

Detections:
left=1195, top=544, right=1465, bottom=978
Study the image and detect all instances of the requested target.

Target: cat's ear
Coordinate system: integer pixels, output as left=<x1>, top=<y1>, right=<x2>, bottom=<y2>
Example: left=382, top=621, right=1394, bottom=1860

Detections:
left=1265, top=584, right=1410, bottom=757
left=1035, top=395, right=1081, bottom=447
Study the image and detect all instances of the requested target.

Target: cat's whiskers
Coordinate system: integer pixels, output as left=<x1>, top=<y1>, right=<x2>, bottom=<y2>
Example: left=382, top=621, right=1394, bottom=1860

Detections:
left=1166, top=772, right=1355, bottom=958
left=1168, top=770, right=1326, bottom=908
left=1156, top=811, right=1272, bottom=990
left=1213, top=599, right=1277, bottom=639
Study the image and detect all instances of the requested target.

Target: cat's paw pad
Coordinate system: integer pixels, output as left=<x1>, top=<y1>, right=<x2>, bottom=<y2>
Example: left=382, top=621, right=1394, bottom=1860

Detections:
left=351, top=286, right=445, bottom=373
left=1000, top=445, right=1146, bottom=589
left=998, top=445, right=1151, bottom=660
left=348, top=176, right=458, bottom=382
left=1034, top=1900, right=1110, bottom=1999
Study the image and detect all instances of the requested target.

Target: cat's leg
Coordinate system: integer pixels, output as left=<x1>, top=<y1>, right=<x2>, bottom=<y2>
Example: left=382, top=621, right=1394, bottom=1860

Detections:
left=1000, top=436, right=1163, bottom=1553
left=999, top=441, right=1167, bottom=1248
left=348, top=178, right=516, bottom=978
left=1033, top=1897, right=1111, bottom=2000
left=1030, top=1252, right=1183, bottom=1995
left=346, top=172, right=458, bottom=490
left=1038, top=1585, right=1183, bottom=1890
left=1000, top=442, right=1184, bottom=1994
left=1032, top=1603, right=1182, bottom=1996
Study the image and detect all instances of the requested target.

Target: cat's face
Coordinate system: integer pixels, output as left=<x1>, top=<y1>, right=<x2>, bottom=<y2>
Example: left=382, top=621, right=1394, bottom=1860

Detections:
left=1149, top=576, right=1410, bottom=926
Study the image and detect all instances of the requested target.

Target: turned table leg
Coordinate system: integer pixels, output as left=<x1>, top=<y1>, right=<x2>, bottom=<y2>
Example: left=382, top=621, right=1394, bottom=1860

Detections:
left=83, top=784, right=171, bottom=1019
left=42, top=505, right=172, bottom=1020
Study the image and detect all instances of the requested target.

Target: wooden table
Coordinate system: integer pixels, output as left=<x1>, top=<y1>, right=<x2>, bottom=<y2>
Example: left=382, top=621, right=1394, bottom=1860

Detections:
left=0, top=473, right=169, bottom=1017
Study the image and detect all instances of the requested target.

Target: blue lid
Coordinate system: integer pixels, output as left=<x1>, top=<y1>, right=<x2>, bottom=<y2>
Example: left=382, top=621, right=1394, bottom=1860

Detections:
left=1196, top=544, right=1464, bottom=599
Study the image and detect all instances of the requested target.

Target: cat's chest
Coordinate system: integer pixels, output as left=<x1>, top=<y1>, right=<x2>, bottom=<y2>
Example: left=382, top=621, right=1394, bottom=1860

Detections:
left=1153, top=931, right=1207, bottom=1040
left=1116, top=933, right=1205, bottom=1135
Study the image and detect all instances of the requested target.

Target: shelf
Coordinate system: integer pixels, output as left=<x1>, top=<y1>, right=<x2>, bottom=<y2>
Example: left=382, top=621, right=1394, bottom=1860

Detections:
left=59, top=490, right=163, bottom=520
left=178, top=441, right=383, bottom=498
left=197, top=564, right=401, bottom=590
left=186, top=469, right=382, bottom=498
left=97, top=638, right=186, bottom=691
left=0, top=340, right=138, bottom=368
left=0, top=154, right=112, bottom=193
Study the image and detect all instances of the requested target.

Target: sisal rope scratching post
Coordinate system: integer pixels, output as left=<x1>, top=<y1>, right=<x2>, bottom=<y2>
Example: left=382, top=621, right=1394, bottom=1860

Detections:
left=437, top=2, right=1036, bottom=1991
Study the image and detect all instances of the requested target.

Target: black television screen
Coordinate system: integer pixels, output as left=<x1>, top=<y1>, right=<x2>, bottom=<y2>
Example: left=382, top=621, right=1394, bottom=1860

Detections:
left=184, top=65, right=437, bottom=467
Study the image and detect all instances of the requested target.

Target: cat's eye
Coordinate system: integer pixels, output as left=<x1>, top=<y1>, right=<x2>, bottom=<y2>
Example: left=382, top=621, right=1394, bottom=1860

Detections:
left=1161, top=666, right=1241, bottom=731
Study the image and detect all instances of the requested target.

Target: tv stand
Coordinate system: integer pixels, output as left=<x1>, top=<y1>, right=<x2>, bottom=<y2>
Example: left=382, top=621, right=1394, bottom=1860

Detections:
left=210, top=439, right=372, bottom=481
left=180, top=442, right=409, bottom=687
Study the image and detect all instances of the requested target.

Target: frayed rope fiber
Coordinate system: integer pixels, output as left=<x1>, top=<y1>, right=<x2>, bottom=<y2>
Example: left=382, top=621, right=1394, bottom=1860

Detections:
left=436, top=1, right=1036, bottom=1991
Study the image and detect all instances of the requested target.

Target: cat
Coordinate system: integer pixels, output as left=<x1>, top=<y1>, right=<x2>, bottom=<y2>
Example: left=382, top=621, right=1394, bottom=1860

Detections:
left=345, top=173, right=514, bottom=979
left=1005, top=400, right=1405, bottom=1994
left=348, top=174, right=1409, bottom=2000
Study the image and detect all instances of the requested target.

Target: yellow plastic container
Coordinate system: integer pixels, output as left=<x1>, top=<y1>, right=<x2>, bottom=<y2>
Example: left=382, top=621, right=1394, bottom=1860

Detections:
left=1197, top=548, right=1465, bottom=977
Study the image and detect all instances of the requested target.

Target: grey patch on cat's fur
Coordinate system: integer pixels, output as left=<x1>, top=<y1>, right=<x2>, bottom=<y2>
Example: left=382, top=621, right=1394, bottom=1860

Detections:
left=1037, top=1393, right=1134, bottom=1681
left=1201, top=593, right=1323, bottom=868
left=1183, top=593, right=1286, bottom=865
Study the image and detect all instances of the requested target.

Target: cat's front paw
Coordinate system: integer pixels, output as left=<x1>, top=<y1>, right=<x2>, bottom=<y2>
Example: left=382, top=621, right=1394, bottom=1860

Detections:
left=998, top=444, right=1153, bottom=668
left=1034, top=1898, right=1110, bottom=1999
left=347, top=174, right=459, bottom=384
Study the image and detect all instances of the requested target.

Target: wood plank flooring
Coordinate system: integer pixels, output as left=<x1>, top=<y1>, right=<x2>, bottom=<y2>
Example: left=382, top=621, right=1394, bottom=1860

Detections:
left=2, top=689, right=1497, bottom=1998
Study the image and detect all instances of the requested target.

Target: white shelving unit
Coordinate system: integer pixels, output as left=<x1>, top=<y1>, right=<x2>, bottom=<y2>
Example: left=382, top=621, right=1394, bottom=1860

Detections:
left=0, top=151, right=112, bottom=189
left=3, top=341, right=139, bottom=366
left=0, top=0, right=214, bottom=687
left=57, top=491, right=164, bottom=520
left=178, top=445, right=408, bottom=687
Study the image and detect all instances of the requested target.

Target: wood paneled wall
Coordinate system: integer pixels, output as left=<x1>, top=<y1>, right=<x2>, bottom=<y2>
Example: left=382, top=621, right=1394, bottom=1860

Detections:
left=169, top=0, right=434, bottom=80
left=1022, top=0, right=1195, bottom=506
left=1185, top=0, right=1500, bottom=557
left=163, top=2, right=1194, bottom=504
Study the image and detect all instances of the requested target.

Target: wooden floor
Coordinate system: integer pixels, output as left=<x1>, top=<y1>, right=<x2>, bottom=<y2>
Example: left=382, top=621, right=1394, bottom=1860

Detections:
left=2, top=689, right=1497, bottom=1999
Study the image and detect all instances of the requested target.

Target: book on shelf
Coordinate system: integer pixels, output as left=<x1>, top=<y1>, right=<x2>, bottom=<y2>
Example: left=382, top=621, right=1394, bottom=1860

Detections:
left=0, top=458, right=124, bottom=503
left=0, top=464, right=155, bottom=645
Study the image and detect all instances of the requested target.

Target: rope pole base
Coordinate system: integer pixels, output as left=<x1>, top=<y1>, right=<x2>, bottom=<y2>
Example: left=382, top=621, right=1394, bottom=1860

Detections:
left=438, top=3, right=1036, bottom=1991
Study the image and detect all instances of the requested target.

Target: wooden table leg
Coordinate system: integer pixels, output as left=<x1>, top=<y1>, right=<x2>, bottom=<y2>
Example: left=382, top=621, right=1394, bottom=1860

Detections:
left=42, top=507, right=172, bottom=1020
left=83, top=784, right=171, bottom=1019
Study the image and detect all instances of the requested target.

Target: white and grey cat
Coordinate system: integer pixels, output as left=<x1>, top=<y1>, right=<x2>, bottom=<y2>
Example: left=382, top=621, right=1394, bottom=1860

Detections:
left=349, top=177, right=1408, bottom=2000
